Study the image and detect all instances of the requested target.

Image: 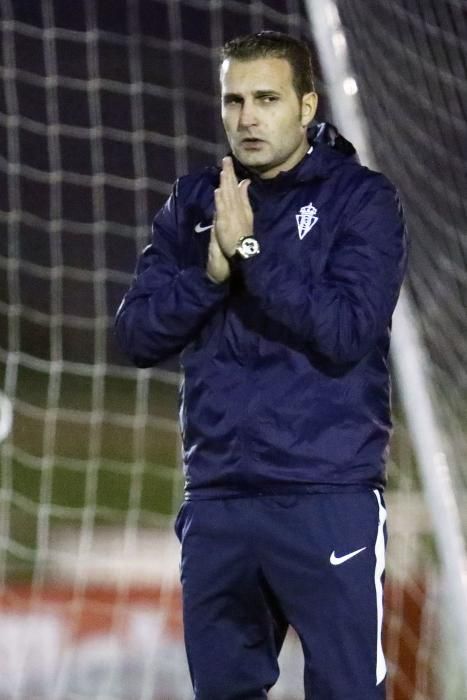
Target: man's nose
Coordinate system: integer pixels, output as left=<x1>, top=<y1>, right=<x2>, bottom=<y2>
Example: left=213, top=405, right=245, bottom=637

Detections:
left=238, top=101, right=258, bottom=128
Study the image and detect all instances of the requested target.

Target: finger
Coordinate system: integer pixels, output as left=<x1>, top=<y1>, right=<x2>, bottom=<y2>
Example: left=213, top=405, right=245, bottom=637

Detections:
left=222, top=156, right=238, bottom=190
left=214, top=188, right=224, bottom=221
left=219, top=169, right=235, bottom=207
left=222, top=156, right=234, bottom=175
left=214, top=187, right=225, bottom=212
left=238, top=178, right=251, bottom=206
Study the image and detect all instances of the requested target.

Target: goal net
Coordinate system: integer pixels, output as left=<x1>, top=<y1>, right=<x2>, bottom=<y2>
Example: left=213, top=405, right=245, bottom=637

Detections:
left=335, top=0, right=467, bottom=502
left=0, top=0, right=465, bottom=698
left=332, top=1, right=467, bottom=696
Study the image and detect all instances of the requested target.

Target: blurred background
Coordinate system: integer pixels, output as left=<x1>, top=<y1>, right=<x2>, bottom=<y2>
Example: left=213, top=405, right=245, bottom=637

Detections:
left=0, top=0, right=466, bottom=698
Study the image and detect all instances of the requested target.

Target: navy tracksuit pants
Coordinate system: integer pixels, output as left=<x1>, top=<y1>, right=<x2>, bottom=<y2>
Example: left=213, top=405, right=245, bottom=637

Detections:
left=175, top=490, right=387, bottom=699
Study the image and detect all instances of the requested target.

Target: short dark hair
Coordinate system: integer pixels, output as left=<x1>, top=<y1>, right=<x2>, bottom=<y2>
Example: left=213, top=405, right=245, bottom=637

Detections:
left=220, top=31, right=316, bottom=100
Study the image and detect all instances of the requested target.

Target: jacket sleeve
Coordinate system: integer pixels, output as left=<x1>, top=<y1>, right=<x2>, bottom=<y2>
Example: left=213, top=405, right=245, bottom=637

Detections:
left=237, top=175, right=408, bottom=364
left=115, top=183, right=229, bottom=367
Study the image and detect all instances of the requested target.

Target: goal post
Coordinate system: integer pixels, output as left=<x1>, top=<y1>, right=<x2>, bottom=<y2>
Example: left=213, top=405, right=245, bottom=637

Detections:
left=304, top=0, right=467, bottom=693
left=0, top=393, right=13, bottom=444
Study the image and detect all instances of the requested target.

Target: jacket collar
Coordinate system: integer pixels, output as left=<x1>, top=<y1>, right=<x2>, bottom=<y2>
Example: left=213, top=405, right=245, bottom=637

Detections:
left=230, top=121, right=358, bottom=192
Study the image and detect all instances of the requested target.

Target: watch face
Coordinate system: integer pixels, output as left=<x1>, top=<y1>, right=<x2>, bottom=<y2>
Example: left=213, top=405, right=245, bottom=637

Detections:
left=240, top=237, right=260, bottom=257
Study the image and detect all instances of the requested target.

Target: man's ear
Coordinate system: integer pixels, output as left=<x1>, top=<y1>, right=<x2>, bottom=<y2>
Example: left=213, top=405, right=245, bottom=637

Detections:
left=301, top=92, right=318, bottom=127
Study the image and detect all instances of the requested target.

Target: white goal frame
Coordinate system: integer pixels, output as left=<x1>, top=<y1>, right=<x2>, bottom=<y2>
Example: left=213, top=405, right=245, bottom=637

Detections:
left=304, top=0, right=467, bottom=679
left=0, top=393, right=13, bottom=444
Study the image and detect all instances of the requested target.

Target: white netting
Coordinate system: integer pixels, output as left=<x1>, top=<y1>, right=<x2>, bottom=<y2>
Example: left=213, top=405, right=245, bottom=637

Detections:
left=0, top=0, right=464, bottom=697
left=332, top=0, right=467, bottom=696
left=336, top=0, right=467, bottom=496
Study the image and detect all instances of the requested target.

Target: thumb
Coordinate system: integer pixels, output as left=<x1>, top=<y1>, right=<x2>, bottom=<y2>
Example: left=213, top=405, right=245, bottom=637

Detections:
left=209, top=223, right=226, bottom=257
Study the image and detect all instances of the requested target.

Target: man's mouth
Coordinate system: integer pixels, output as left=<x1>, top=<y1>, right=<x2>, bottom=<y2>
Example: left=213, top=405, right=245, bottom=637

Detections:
left=240, top=137, right=265, bottom=149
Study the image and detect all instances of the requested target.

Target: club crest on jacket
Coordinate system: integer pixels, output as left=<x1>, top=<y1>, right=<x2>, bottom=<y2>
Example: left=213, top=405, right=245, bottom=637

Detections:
left=296, top=202, right=319, bottom=239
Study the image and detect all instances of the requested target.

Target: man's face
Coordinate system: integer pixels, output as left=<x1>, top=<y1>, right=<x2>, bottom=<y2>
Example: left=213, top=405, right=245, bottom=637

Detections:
left=220, top=57, right=318, bottom=179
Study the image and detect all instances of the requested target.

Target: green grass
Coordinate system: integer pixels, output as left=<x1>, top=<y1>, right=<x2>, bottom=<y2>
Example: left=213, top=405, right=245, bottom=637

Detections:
left=1, top=362, right=183, bottom=579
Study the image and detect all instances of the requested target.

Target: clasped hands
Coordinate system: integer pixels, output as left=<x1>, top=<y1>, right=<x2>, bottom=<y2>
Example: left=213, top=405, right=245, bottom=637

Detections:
left=206, top=157, right=254, bottom=284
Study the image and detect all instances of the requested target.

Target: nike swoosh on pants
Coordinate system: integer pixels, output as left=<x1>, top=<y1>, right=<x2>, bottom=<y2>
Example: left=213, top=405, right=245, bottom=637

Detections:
left=329, top=547, right=367, bottom=566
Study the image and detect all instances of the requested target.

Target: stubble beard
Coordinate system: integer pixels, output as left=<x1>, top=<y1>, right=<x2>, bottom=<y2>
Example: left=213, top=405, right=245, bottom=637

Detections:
left=232, top=140, right=277, bottom=175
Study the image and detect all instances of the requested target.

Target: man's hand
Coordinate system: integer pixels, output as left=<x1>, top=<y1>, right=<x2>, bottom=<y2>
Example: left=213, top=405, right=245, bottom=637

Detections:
left=206, top=221, right=230, bottom=284
left=214, top=156, right=253, bottom=258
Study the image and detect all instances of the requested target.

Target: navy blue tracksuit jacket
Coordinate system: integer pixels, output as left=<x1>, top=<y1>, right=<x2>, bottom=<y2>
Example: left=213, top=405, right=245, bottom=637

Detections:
left=116, top=124, right=408, bottom=499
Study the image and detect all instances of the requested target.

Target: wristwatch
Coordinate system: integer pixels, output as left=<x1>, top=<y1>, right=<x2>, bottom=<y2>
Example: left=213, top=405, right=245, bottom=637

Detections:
left=235, top=236, right=261, bottom=259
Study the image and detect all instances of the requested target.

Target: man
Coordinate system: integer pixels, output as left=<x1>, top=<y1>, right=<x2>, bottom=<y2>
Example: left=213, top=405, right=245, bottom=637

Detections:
left=116, top=31, right=407, bottom=700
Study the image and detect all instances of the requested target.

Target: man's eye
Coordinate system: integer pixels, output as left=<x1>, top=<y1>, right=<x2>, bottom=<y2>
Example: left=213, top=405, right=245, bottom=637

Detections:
left=260, top=95, right=278, bottom=103
left=224, top=97, right=241, bottom=105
